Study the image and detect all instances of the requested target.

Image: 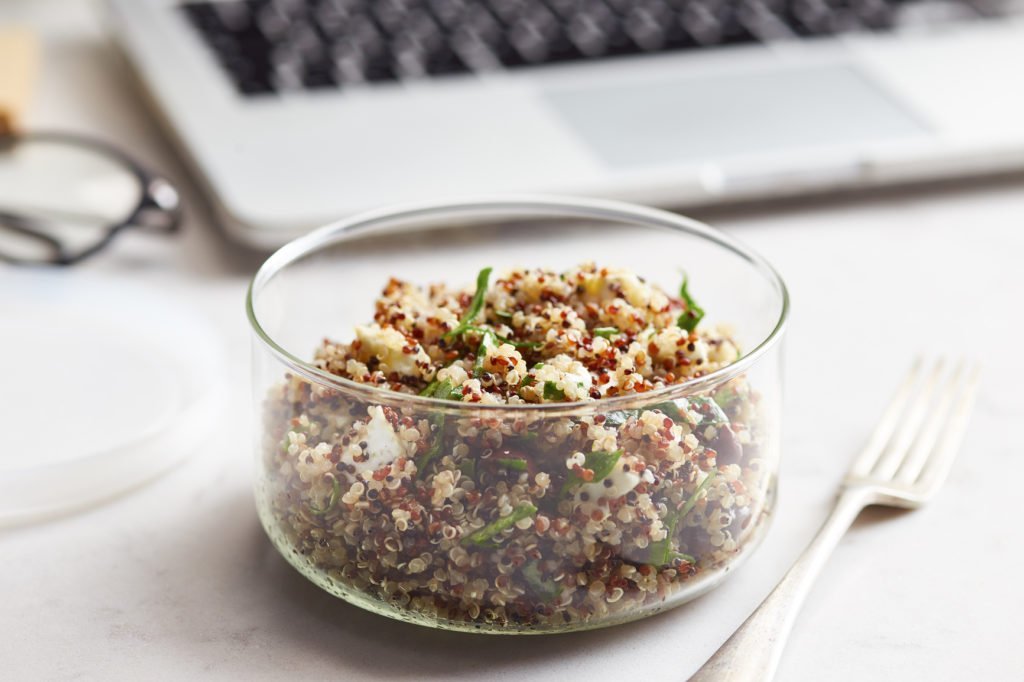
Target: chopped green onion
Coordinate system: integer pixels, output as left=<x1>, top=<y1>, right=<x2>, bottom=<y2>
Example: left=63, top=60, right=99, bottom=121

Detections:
left=677, top=273, right=704, bottom=332
left=593, top=326, right=619, bottom=338
left=496, top=458, right=528, bottom=471
left=461, top=503, right=537, bottom=547
left=444, top=266, right=492, bottom=339
left=495, top=310, right=514, bottom=320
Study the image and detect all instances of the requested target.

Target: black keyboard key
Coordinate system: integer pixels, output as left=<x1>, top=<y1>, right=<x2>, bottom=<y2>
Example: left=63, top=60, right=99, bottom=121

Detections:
left=180, top=0, right=1007, bottom=97
left=302, top=63, right=339, bottom=88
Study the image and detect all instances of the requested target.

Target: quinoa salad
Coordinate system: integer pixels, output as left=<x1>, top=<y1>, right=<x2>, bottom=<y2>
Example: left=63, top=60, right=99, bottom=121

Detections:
left=259, top=263, right=774, bottom=631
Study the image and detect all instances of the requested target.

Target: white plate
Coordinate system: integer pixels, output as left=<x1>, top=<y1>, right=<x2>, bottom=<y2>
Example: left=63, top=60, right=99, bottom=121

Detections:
left=0, top=271, right=226, bottom=524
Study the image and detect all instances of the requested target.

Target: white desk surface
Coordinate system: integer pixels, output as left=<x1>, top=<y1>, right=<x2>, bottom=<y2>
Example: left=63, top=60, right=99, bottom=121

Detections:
left=2, top=1, right=1023, bottom=680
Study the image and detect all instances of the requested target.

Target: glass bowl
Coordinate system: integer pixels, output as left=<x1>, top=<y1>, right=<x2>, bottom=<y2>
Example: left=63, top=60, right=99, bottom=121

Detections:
left=247, top=196, right=788, bottom=634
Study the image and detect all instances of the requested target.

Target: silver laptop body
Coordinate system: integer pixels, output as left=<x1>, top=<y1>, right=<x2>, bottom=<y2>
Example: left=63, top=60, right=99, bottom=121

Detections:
left=108, top=0, right=1024, bottom=247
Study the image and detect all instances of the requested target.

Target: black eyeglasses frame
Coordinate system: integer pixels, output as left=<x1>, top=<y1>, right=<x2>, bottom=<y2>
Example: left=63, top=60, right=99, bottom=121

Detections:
left=0, top=130, right=182, bottom=266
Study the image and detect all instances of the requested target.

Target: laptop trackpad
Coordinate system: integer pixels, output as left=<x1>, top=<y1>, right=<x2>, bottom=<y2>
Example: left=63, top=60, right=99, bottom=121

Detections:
left=543, top=63, right=929, bottom=167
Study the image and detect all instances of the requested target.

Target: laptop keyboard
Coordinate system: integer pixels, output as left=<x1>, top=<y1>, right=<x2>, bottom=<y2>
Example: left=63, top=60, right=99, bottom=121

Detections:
left=180, top=0, right=1001, bottom=96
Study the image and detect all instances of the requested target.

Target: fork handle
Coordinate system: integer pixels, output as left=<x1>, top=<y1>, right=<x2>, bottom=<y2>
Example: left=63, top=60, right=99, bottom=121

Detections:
left=689, top=487, right=873, bottom=682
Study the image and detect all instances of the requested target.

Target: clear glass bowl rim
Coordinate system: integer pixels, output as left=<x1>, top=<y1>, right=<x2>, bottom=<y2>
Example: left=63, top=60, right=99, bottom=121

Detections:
left=246, top=194, right=789, bottom=416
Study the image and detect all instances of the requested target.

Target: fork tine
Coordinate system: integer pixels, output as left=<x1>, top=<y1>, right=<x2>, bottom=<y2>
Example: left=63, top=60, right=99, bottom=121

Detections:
left=895, top=361, right=965, bottom=484
left=917, top=364, right=981, bottom=495
left=871, top=358, right=947, bottom=480
left=849, top=356, right=924, bottom=478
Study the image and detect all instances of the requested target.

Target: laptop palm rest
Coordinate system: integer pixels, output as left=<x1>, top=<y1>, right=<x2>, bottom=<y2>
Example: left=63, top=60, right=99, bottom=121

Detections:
left=543, top=63, right=930, bottom=168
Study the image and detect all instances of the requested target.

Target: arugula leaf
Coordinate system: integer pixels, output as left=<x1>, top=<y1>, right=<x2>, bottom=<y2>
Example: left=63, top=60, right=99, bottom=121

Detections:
left=647, top=470, right=718, bottom=566
left=679, top=469, right=718, bottom=520
left=686, top=396, right=729, bottom=428
left=650, top=401, right=684, bottom=421
left=713, top=384, right=742, bottom=412
left=308, top=475, right=341, bottom=515
left=677, top=273, right=705, bottom=332
left=461, top=503, right=537, bottom=547
left=543, top=381, right=565, bottom=401
left=602, top=402, right=680, bottom=429
left=601, top=411, right=631, bottom=428
left=593, top=326, right=619, bottom=338
left=561, top=449, right=623, bottom=495
left=444, top=266, right=492, bottom=339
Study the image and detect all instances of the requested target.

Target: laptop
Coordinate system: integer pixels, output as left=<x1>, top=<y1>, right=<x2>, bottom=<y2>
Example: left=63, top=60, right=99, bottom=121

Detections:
left=107, top=0, right=1024, bottom=248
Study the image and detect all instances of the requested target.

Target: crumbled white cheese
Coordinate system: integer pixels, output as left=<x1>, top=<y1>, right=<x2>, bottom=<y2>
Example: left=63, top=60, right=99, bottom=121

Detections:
left=350, top=406, right=404, bottom=474
left=354, top=323, right=429, bottom=377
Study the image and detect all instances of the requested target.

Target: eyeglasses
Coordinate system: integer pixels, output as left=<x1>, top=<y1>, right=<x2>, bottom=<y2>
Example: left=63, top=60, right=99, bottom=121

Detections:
left=0, top=131, right=182, bottom=265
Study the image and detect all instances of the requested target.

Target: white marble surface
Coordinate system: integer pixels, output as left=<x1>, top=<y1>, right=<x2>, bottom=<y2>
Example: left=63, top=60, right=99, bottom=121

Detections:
left=2, top=1, right=1024, bottom=680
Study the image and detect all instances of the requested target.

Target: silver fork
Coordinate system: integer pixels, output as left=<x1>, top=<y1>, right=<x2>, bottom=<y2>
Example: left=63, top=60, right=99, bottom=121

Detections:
left=690, top=358, right=981, bottom=682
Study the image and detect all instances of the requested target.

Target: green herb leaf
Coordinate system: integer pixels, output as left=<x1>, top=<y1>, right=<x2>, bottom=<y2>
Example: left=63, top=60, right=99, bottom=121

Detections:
left=444, top=266, right=492, bottom=339
left=519, top=375, right=536, bottom=388
left=458, top=459, right=476, bottom=480
left=713, top=384, right=741, bottom=412
left=414, top=416, right=446, bottom=477
left=678, top=469, right=718, bottom=520
left=686, top=396, right=729, bottom=428
left=647, top=469, right=718, bottom=566
left=593, top=326, right=619, bottom=338
left=650, top=401, right=684, bottom=421
left=561, top=449, right=623, bottom=495
left=461, top=503, right=537, bottom=547
left=677, top=273, right=705, bottom=332
left=601, top=410, right=631, bottom=428
left=308, top=475, right=341, bottom=515
left=586, top=450, right=622, bottom=481
left=543, top=381, right=566, bottom=401
left=496, top=458, right=528, bottom=471
left=423, top=378, right=465, bottom=402
left=495, top=310, right=514, bottom=320
left=522, top=560, right=563, bottom=602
